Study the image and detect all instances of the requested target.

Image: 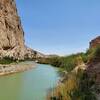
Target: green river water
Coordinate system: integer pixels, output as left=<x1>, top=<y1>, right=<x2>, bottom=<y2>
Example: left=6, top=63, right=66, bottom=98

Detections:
left=0, top=62, right=60, bottom=100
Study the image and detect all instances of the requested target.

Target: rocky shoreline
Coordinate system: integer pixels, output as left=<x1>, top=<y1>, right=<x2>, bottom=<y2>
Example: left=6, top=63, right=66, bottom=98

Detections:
left=0, top=61, right=36, bottom=76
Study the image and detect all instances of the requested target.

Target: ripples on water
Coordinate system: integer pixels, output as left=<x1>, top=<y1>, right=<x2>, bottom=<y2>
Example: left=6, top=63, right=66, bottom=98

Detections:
left=0, top=61, right=60, bottom=100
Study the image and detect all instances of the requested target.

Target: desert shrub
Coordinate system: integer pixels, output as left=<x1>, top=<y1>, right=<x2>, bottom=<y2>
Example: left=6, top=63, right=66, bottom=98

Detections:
left=88, top=46, right=100, bottom=62
left=47, top=46, right=100, bottom=100
left=48, top=69, right=97, bottom=100
left=92, top=46, right=100, bottom=59
left=0, top=56, right=15, bottom=64
left=48, top=54, right=85, bottom=72
left=49, top=57, right=62, bottom=67
left=79, top=53, right=88, bottom=63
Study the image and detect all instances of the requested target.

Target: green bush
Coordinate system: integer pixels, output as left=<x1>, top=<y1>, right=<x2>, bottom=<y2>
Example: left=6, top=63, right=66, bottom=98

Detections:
left=0, top=56, right=15, bottom=64
left=48, top=54, right=85, bottom=72
left=49, top=57, right=62, bottom=67
left=60, top=54, right=77, bottom=71
left=93, top=46, right=100, bottom=59
left=87, top=46, right=100, bottom=62
left=47, top=55, right=77, bottom=72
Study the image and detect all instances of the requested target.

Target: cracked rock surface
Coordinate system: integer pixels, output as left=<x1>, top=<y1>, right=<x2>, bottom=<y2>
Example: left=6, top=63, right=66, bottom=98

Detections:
left=0, top=0, right=45, bottom=60
left=0, top=0, right=26, bottom=60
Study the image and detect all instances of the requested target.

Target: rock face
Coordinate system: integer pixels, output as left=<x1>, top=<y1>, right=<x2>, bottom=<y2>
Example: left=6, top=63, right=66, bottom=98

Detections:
left=90, top=36, right=100, bottom=48
left=0, top=0, right=25, bottom=60
left=0, top=0, right=45, bottom=60
left=24, top=47, right=45, bottom=60
left=87, top=36, right=100, bottom=90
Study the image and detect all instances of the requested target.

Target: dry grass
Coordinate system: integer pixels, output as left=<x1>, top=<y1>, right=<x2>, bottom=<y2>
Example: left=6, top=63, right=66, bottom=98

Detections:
left=47, top=73, right=80, bottom=100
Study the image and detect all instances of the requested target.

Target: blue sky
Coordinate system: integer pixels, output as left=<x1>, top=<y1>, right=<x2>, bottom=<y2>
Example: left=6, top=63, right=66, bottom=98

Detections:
left=16, top=0, right=100, bottom=55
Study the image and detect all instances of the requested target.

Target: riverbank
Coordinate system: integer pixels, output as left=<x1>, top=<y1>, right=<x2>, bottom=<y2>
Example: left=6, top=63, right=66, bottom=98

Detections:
left=0, top=61, right=36, bottom=76
left=47, top=46, right=100, bottom=100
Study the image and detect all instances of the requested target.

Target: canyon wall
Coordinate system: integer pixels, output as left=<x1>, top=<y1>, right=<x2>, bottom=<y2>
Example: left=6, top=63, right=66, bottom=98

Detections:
left=0, top=0, right=25, bottom=60
left=0, top=0, right=45, bottom=60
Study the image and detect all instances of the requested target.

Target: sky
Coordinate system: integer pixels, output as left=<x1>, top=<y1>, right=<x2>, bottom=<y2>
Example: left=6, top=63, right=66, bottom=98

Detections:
left=16, top=0, right=100, bottom=55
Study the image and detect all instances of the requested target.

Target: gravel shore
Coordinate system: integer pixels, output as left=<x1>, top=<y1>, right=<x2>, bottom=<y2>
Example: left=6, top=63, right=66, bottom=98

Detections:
left=0, top=61, right=36, bottom=76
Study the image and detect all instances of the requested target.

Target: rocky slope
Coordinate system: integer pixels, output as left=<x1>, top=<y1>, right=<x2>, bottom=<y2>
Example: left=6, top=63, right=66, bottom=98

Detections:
left=24, top=47, right=45, bottom=60
left=90, top=36, right=100, bottom=48
left=86, top=36, right=100, bottom=94
left=0, top=0, right=44, bottom=60
left=87, top=36, right=100, bottom=72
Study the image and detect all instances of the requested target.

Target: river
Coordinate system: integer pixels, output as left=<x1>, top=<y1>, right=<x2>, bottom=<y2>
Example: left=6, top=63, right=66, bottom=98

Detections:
left=0, top=61, right=60, bottom=100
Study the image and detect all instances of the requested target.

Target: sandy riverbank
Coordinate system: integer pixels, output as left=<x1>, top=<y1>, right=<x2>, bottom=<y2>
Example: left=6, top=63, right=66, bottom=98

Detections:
left=0, top=61, right=36, bottom=76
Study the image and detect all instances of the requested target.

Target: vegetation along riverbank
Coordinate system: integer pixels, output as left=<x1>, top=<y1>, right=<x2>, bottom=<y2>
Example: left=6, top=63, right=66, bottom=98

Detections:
left=46, top=37, right=100, bottom=100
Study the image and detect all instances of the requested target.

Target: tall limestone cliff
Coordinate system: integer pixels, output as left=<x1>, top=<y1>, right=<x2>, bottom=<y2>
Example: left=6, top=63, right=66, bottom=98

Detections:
left=0, top=0, right=25, bottom=60
left=0, top=0, right=45, bottom=60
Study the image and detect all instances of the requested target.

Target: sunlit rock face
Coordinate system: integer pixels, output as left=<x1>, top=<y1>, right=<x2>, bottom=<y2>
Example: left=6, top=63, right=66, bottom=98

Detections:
left=90, top=36, right=100, bottom=48
left=0, top=0, right=45, bottom=60
left=24, top=47, right=46, bottom=60
left=0, top=0, right=25, bottom=60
